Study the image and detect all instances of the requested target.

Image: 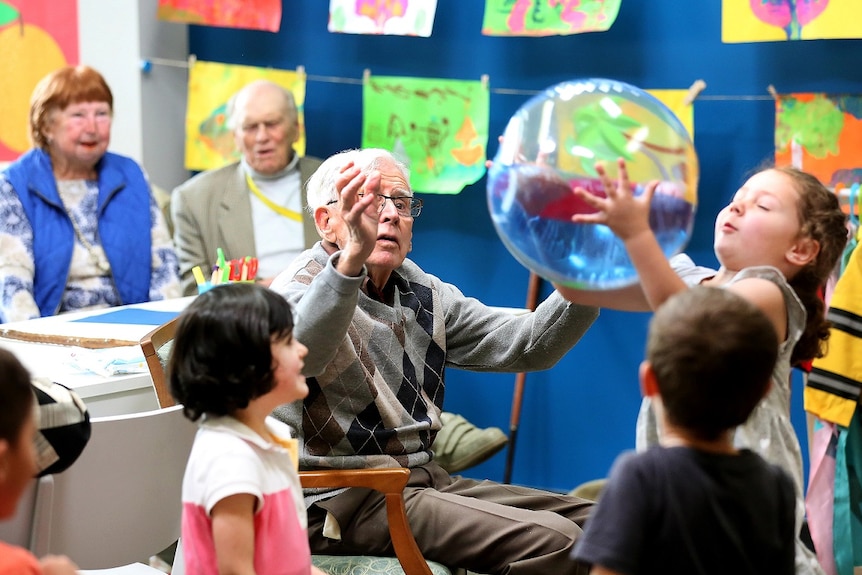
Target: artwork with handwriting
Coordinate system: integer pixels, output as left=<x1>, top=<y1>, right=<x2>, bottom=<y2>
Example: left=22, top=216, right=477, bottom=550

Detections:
left=328, top=0, right=438, bottom=36
left=482, top=0, right=620, bottom=37
left=0, top=0, right=77, bottom=161
left=775, top=93, right=862, bottom=196
left=722, top=0, right=862, bottom=42
left=185, top=60, right=307, bottom=171
left=362, top=75, right=489, bottom=194
left=157, top=0, right=282, bottom=32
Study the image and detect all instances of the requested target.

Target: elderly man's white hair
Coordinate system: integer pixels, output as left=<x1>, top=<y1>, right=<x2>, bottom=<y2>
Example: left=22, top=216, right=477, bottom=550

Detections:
left=225, top=80, right=297, bottom=131
left=305, top=148, right=411, bottom=212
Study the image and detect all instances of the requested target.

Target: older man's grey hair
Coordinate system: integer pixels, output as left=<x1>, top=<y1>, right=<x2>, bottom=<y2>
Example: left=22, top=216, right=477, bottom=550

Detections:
left=225, top=80, right=297, bottom=131
left=305, top=148, right=411, bottom=212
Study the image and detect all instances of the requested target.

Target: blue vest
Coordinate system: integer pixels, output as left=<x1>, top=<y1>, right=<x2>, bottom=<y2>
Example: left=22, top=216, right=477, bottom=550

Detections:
left=4, top=149, right=153, bottom=317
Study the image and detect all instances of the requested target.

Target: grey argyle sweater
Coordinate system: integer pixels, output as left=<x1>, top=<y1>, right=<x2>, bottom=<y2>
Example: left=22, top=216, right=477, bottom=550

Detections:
left=271, top=242, right=598, bottom=472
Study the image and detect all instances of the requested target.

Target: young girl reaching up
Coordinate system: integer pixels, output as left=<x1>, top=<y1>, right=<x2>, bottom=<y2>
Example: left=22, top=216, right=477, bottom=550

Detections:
left=169, top=282, right=326, bottom=575
left=555, top=160, right=848, bottom=575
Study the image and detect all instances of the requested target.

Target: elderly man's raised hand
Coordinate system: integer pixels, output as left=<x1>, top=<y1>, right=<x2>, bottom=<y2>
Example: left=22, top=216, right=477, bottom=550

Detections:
left=334, top=161, right=380, bottom=277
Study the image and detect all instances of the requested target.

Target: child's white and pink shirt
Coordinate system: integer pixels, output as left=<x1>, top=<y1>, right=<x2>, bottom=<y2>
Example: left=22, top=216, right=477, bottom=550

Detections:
left=180, top=415, right=310, bottom=575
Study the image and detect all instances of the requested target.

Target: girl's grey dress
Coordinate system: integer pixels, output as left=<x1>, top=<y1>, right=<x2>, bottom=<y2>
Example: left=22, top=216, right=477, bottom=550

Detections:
left=635, top=254, right=825, bottom=575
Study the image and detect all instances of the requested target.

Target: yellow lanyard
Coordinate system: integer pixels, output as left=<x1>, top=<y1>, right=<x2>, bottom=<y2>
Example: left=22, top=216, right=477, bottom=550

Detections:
left=245, top=173, right=303, bottom=223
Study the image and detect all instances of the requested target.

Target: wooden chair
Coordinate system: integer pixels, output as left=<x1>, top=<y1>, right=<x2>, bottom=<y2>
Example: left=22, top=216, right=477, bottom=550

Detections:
left=140, top=316, right=179, bottom=408
left=27, top=405, right=196, bottom=573
left=139, top=318, right=449, bottom=575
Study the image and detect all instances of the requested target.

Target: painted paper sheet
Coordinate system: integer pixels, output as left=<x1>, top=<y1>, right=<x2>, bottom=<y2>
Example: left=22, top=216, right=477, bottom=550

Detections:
left=328, top=0, right=438, bottom=36
left=0, top=0, right=77, bottom=161
left=723, top=0, right=862, bottom=42
left=552, top=87, right=695, bottom=194
left=362, top=75, right=489, bottom=194
left=185, top=60, right=307, bottom=171
left=157, top=0, right=282, bottom=33
left=775, top=93, right=862, bottom=198
left=648, top=89, right=695, bottom=141
left=482, top=0, right=620, bottom=37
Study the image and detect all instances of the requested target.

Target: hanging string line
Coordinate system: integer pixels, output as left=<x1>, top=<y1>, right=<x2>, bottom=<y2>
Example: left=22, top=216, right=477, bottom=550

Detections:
left=139, top=56, right=827, bottom=100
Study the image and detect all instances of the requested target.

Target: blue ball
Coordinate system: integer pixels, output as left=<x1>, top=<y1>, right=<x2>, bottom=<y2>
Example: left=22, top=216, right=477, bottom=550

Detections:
left=487, top=78, right=699, bottom=290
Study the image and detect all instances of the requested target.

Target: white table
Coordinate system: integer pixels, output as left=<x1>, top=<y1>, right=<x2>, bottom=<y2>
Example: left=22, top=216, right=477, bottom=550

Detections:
left=0, top=297, right=194, bottom=417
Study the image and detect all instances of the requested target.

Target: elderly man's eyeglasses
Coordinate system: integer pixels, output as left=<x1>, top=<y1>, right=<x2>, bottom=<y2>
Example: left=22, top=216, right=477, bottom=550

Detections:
left=326, top=193, right=423, bottom=218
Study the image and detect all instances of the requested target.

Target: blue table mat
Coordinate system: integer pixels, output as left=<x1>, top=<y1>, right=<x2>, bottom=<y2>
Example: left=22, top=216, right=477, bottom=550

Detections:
left=70, top=308, right=180, bottom=326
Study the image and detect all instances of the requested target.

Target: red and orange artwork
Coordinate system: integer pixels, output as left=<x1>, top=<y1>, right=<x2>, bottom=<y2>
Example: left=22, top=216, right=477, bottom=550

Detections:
left=157, top=0, right=282, bottom=33
left=775, top=93, right=862, bottom=206
left=0, top=0, right=77, bottom=161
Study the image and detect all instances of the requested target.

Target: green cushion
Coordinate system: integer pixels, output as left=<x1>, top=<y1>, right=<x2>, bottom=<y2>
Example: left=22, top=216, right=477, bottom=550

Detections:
left=312, top=554, right=452, bottom=575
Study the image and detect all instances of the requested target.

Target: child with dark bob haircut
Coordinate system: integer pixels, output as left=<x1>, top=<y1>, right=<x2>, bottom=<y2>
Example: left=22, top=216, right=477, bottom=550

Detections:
left=169, top=283, right=325, bottom=575
left=572, top=286, right=796, bottom=575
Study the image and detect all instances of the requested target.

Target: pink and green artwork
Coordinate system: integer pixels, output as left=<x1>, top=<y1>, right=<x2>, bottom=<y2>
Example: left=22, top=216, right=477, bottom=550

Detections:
left=723, top=0, right=862, bottom=42
left=482, top=0, right=620, bottom=37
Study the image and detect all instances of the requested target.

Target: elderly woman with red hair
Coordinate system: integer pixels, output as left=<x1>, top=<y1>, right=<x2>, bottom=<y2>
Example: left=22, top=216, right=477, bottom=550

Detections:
left=0, top=65, right=179, bottom=323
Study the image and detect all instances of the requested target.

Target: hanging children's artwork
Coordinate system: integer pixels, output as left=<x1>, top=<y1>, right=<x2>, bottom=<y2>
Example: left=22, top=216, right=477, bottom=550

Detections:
left=775, top=92, right=862, bottom=204
left=722, top=0, right=862, bottom=42
left=328, top=0, right=438, bottom=36
left=157, top=0, right=282, bottom=33
left=647, top=89, right=695, bottom=142
left=0, top=0, right=77, bottom=161
left=362, top=74, right=489, bottom=194
left=481, top=0, right=620, bottom=37
left=185, top=60, right=307, bottom=171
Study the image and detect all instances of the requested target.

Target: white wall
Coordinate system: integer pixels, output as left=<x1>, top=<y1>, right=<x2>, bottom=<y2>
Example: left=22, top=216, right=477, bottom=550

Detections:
left=78, top=0, right=189, bottom=191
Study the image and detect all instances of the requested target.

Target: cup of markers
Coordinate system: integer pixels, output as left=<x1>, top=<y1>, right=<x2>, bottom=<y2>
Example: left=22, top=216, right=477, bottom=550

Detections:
left=192, top=248, right=258, bottom=294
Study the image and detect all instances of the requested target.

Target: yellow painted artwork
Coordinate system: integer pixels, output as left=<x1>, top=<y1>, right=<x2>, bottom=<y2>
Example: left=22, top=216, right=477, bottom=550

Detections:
left=0, top=0, right=78, bottom=161
left=552, top=87, right=695, bottom=203
left=648, top=89, right=694, bottom=141
left=185, top=60, right=307, bottom=171
left=723, top=0, right=862, bottom=43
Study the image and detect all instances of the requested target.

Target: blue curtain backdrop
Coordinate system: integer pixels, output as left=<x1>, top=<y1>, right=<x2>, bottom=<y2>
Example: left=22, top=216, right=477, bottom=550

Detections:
left=189, top=2, right=862, bottom=491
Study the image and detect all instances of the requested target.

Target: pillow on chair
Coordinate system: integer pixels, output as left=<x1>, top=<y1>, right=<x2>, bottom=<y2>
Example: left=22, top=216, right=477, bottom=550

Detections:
left=31, top=378, right=91, bottom=477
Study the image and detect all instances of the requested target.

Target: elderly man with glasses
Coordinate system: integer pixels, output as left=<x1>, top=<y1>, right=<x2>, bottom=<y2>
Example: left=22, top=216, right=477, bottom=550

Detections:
left=270, top=148, right=600, bottom=575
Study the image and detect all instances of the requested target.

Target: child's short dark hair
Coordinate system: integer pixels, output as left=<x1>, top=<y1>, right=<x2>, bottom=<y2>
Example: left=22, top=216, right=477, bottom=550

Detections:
left=169, top=283, right=296, bottom=422
left=646, top=286, right=778, bottom=441
left=0, top=348, right=35, bottom=443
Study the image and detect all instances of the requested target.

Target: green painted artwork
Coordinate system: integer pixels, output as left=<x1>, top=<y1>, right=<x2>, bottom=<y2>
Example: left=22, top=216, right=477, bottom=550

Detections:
left=362, top=75, right=489, bottom=194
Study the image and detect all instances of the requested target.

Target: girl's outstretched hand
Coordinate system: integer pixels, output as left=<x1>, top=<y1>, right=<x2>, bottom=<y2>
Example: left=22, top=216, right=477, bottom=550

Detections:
left=571, top=158, right=659, bottom=242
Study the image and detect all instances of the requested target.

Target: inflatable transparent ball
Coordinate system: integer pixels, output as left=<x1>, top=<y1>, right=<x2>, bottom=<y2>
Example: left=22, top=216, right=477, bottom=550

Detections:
left=487, top=78, right=699, bottom=290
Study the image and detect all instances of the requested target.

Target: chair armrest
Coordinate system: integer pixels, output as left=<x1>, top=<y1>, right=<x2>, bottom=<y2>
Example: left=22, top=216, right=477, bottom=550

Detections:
left=299, top=468, right=433, bottom=575
left=299, top=467, right=409, bottom=491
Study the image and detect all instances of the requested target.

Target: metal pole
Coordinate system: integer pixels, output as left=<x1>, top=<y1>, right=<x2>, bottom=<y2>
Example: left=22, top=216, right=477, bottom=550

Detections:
left=503, top=272, right=542, bottom=484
